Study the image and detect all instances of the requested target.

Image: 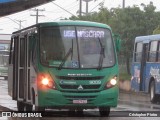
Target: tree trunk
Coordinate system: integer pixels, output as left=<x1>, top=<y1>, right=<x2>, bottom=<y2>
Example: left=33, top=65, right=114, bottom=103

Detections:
left=126, top=57, right=131, bottom=75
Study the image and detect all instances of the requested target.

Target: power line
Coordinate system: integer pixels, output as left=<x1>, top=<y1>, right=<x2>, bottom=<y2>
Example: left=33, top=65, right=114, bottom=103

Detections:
left=44, top=16, right=55, bottom=21
left=60, top=1, right=78, bottom=10
left=51, top=1, right=76, bottom=17
left=45, top=3, right=79, bottom=14
left=30, top=8, right=45, bottom=24
left=42, top=1, right=78, bottom=14
left=4, top=16, right=25, bottom=28
left=16, top=20, right=26, bottom=30
left=89, top=0, right=105, bottom=12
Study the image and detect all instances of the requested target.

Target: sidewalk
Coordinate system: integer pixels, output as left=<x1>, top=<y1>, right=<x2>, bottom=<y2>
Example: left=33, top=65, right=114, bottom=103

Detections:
left=0, top=79, right=17, bottom=111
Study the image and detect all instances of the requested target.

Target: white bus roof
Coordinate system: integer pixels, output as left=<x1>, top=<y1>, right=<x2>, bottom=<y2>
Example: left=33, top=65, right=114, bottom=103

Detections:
left=135, top=34, right=160, bottom=43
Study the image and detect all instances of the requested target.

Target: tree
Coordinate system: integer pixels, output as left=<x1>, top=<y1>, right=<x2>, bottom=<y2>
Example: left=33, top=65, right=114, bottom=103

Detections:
left=69, top=2, right=160, bottom=74
left=153, top=25, right=160, bottom=34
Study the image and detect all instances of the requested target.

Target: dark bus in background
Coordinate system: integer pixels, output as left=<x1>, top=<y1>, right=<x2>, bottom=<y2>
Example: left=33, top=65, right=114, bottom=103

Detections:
left=0, top=34, right=11, bottom=80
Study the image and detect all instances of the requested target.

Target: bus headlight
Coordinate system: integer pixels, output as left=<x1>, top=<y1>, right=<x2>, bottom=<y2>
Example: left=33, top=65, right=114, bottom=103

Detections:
left=42, top=78, right=49, bottom=85
left=38, top=73, right=56, bottom=89
left=106, top=76, right=117, bottom=89
left=110, top=78, right=117, bottom=85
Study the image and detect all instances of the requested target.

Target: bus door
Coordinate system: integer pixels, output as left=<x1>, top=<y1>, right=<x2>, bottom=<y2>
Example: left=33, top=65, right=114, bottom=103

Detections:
left=15, top=35, right=31, bottom=102
left=139, top=43, right=148, bottom=91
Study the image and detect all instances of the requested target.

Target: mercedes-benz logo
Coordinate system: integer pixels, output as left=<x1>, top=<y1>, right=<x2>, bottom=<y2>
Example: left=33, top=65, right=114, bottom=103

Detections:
left=77, top=85, right=83, bottom=90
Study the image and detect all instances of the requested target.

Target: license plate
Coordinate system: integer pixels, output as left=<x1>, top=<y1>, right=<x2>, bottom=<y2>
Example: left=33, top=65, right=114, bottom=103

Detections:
left=73, top=100, right=87, bottom=104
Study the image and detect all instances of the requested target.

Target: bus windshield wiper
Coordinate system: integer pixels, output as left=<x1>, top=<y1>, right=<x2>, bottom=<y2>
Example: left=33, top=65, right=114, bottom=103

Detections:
left=97, top=38, right=105, bottom=70
left=58, top=39, right=73, bottom=70
left=58, top=48, right=72, bottom=70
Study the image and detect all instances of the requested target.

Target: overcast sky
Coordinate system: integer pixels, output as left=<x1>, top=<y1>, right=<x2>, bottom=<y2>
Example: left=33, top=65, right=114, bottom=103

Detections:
left=0, top=0, right=159, bottom=34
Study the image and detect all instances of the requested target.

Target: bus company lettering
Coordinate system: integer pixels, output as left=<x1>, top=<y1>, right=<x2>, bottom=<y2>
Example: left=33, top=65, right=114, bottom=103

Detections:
left=77, top=30, right=104, bottom=38
left=64, top=30, right=104, bottom=38
left=64, top=30, right=75, bottom=37
left=150, top=67, right=160, bottom=81
left=68, top=73, right=92, bottom=76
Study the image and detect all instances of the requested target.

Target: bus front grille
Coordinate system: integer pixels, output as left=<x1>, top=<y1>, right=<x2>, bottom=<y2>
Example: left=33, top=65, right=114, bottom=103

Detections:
left=56, top=76, right=104, bottom=80
left=59, top=85, right=100, bottom=89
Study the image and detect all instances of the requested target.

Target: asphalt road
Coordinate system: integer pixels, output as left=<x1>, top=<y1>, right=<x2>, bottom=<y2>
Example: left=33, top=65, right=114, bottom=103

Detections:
left=0, top=79, right=160, bottom=120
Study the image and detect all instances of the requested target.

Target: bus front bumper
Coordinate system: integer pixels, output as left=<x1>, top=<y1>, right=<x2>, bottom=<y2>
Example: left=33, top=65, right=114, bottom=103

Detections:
left=38, top=87, right=119, bottom=108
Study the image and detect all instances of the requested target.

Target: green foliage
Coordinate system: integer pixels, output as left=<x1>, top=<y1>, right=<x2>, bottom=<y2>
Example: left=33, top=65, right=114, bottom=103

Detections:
left=69, top=2, right=160, bottom=74
left=119, top=73, right=131, bottom=81
left=153, top=25, right=160, bottom=34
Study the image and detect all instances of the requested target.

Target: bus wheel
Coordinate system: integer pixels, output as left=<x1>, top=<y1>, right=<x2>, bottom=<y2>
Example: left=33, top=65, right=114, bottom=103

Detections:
left=150, top=81, right=158, bottom=103
left=17, top=101, right=25, bottom=111
left=26, top=104, right=33, bottom=111
left=76, top=109, right=83, bottom=117
left=99, top=107, right=110, bottom=117
left=68, top=109, right=76, bottom=116
left=35, top=106, right=45, bottom=111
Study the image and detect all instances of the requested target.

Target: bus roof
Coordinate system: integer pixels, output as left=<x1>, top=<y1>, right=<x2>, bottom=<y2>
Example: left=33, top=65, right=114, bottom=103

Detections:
left=13, top=20, right=111, bottom=34
left=38, top=20, right=111, bottom=28
left=135, top=34, right=160, bottom=43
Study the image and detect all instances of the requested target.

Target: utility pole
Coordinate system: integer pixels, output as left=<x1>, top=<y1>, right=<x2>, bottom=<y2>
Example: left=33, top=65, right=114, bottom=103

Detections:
left=16, top=20, right=26, bottom=30
left=30, top=8, right=45, bottom=24
left=79, top=0, right=82, bottom=17
left=83, top=0, right=93, bottom=14
left=122, top=0, right=125, bottom=8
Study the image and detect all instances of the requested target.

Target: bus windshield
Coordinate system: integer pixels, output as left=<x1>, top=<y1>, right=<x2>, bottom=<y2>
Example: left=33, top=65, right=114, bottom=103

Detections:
left=40, top=26, right=115, bottom=69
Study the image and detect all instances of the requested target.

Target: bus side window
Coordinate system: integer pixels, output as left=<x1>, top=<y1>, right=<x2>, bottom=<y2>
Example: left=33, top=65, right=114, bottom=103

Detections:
left=157, top=41, right=160, bottom=62
left=31, top=36, right=37, bottom=64
left=134, top=42, right=143, bottom=62
left=148, top=41, right=158, bottom=62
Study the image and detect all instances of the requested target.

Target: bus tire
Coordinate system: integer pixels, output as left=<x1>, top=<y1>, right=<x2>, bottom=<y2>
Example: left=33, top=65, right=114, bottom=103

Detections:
left=35, top=106, right=45, bottom=111
left=17, top=101, right=25, bottom=111
left=26, top=104, right=33, bottom=111
left=68, top=109, right=76, bottom=116
left=76, top=109, right=83, bottom=117
left=99, top=107, right=110, bottom=117
left=150, top=81, right=158, bottom=103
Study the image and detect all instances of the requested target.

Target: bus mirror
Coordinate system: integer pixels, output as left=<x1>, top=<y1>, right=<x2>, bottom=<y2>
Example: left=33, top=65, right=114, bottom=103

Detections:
left=113, top=34, right=121, bottom=52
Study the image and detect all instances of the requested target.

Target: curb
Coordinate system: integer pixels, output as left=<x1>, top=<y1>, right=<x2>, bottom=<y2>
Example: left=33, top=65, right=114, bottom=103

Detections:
left=119, top=89, right=149, bottom=96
